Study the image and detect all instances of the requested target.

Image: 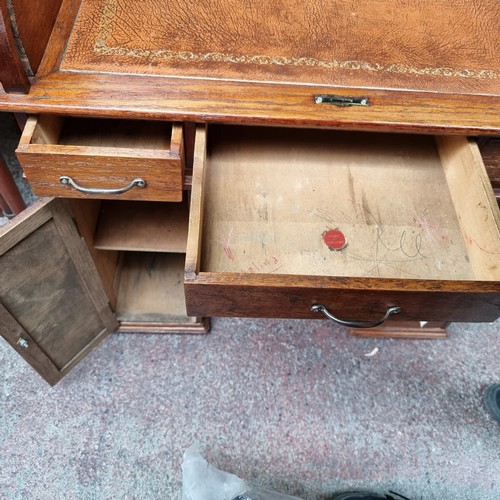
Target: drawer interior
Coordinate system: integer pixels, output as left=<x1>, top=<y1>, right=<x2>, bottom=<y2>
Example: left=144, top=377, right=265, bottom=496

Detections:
left=70, top=199, right=205, bottom=333
left=197, top=126, right=500, bottom=282
left=28, top=115, right=173, bottom=150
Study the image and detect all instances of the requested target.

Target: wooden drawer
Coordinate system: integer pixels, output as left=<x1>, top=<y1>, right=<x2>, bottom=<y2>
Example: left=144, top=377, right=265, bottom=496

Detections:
left=185, top=125, right=500, bottom=325
left=16, top=115, right=184, bottom=201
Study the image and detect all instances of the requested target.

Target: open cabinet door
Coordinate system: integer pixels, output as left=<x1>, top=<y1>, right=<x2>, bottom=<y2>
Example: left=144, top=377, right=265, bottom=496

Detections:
left=0, top=198, right=118, bottom=385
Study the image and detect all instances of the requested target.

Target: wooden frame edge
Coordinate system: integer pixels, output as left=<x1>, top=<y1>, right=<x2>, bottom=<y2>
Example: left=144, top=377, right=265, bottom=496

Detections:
left=185, top=123, right=206, bottom=279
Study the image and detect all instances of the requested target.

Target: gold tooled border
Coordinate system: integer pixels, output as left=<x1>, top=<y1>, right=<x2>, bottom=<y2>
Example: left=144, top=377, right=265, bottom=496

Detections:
left=93, top=0, right=497, bottom=80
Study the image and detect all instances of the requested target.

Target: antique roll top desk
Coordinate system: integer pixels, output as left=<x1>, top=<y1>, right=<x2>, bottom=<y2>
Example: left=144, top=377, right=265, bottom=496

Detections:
left=1, top=0, right=499, bottom=384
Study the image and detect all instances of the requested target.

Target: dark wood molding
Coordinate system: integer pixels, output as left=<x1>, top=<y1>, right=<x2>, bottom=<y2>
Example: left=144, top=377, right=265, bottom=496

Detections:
left=11, top=0, right=64, bottom=74
left=0, top=155, right=25, bottom=216
left=0, top=1, right=30, bottom=93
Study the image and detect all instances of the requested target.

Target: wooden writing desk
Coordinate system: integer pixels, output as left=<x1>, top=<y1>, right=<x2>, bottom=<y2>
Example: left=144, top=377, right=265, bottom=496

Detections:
left=0, top=0, right=499, bottom=384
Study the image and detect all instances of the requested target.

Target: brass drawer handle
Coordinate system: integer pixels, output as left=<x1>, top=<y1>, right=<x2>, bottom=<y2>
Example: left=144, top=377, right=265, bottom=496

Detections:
left=311, top=304, right=401, bottom=328
left=60, top=176, right=146, bottom=195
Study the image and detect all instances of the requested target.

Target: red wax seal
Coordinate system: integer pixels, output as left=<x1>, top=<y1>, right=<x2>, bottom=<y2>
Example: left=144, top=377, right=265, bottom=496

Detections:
left=323, top=229, right=347, bottom=251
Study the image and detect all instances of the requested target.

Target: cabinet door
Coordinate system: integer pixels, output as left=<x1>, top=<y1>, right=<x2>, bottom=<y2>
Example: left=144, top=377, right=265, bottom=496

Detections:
left=0, top=198, right=118, bottom=385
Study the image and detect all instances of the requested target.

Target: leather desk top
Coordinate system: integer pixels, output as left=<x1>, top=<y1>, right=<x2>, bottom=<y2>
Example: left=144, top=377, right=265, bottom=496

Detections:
left=63, top=0, right=500, bottom=96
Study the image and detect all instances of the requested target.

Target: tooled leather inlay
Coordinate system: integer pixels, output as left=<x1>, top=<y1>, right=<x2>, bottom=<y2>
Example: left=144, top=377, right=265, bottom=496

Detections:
left=61, top=0, right=499, bottom=93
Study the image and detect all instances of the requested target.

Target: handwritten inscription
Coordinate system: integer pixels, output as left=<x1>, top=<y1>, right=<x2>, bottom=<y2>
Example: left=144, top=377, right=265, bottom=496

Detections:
left=240, top=256, right=283, bottom=274
left=312, top=205, right=450, bottom=278
left=220, top=227, right=236, bottom=261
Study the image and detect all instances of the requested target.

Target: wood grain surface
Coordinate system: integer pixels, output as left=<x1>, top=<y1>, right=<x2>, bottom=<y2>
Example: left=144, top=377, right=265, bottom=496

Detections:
left=1, top=72, right=499, bottom=134
left=479, top=137, right=500, bottom=198
left=116, top=252, right=195, bottom=324
left=93, top=200, right=189, bottom=252
left=0, top=302, right=62, bottom=385
left=0, top=1, right=30, bottom=92
left=348, top=321, right=449, bottom=339
left=11, top=0, right=63, bottom=72
left=16, top=115, right=185, bottom=201
left=1, top=0, right=499, bottom=132
left=184, top=273, right=500, bottom=322
left=184, top=125, right=500, bottom=322
left=199, top=126, right=498, bottom=281
left=0, top=198, right=117, bottom=383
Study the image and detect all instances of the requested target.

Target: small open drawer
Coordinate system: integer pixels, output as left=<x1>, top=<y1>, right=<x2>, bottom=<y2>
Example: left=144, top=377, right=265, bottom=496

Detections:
left=16, top=115, right=184, bottom=201
left=185, top=125, right=500, bottom=326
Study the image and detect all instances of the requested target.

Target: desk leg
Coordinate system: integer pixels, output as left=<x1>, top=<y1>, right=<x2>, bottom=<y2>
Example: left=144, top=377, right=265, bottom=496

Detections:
left=0, top=156, right=26, bottom=217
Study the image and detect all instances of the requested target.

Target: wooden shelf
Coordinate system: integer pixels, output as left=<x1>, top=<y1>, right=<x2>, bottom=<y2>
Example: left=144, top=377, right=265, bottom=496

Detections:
left=94, top=200, right=189, bottom=252
left=115, top=252, right=206, bottom=332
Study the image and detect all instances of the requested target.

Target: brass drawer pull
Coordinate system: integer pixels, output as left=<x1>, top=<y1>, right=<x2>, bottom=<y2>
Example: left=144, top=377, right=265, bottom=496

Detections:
left=60, top=176, right=146, bottom=195
left=311, top=304, right=401, bottom=328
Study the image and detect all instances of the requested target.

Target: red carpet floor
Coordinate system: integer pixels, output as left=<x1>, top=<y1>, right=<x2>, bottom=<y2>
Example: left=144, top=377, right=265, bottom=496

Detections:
left=1, top=318, right=499, bottom=499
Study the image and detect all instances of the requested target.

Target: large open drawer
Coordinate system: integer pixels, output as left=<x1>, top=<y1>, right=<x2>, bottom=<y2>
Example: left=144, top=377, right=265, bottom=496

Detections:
left=185, top=125, right=500, bottom=325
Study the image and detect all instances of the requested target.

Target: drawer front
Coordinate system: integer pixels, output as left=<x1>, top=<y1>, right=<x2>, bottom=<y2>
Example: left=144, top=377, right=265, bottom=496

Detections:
left=185, top=125, right=500, bottom=325
left=185, top=276, right=500, bottom=323
left=16, top=116, right=184, bottom=201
